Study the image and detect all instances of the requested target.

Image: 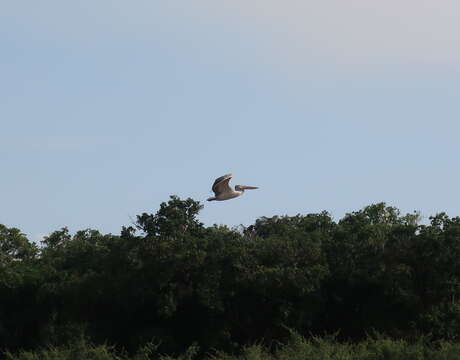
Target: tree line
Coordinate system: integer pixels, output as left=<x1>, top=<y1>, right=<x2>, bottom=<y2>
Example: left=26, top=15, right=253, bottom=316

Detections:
left=2, top=196, right=460, bottom=356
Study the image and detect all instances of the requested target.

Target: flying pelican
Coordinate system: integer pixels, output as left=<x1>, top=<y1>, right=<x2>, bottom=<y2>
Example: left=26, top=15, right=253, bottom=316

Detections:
left=207, top=173, right=258, bottom=201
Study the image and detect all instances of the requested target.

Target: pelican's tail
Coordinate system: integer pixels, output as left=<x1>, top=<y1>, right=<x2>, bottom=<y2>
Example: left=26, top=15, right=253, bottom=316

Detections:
left=207, top=197, right=217, bottom=201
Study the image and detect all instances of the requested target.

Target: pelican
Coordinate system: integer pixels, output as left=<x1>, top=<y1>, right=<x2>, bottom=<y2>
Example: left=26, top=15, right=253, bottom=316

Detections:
left=207, top=173, right=258, bottom=201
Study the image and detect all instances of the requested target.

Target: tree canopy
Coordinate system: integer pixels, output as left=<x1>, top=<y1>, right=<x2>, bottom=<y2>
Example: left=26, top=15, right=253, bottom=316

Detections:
left=1, top=196, right=460, bottom=355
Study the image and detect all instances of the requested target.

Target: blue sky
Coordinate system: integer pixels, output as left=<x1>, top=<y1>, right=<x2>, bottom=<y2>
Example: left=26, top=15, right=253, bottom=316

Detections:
left=2, top=1, right=460, bottom=240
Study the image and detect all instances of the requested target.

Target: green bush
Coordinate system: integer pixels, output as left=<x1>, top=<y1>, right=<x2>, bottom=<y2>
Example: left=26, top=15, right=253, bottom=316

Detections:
left=5, top=343, right=120, bottom=360
left=6, top=334, right=460, bottom=360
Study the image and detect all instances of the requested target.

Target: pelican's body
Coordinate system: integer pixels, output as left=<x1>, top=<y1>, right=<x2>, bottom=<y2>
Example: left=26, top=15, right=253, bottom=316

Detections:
left=207, top=173, right=258, bottom=201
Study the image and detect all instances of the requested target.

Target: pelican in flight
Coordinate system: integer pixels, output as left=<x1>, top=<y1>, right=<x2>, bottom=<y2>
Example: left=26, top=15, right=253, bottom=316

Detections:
left=207, top=173, right=258, bottom=201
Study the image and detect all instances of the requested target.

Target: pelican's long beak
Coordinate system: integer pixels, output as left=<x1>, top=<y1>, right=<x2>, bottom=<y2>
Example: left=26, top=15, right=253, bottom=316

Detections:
left=240, top=185, right=258, bottom=190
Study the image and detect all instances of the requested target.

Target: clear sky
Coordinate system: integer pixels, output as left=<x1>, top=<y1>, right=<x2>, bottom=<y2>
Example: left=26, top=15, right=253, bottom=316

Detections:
left=2, top=1, right=460, bottom=240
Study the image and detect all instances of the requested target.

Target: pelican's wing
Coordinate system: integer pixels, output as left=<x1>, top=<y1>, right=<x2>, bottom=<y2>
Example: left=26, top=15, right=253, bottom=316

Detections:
left=212, top=173, right=233, bottom=196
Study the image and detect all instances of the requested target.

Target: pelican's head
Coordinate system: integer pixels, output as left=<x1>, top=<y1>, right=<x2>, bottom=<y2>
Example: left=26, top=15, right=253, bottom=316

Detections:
left=235, top=185, right=259, bottom=192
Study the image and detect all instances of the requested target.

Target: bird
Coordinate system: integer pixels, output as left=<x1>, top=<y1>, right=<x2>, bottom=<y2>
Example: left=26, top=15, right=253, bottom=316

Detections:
left=207, top=173, right=258, bottom=201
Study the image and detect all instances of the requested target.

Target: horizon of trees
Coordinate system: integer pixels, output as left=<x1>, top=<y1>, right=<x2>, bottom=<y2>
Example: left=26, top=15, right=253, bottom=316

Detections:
left=2, top=196, right=460, bottom=356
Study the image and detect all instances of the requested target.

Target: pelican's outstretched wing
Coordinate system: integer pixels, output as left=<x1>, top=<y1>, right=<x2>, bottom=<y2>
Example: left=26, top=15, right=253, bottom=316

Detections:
left=212, top=173, right=233, bottom=196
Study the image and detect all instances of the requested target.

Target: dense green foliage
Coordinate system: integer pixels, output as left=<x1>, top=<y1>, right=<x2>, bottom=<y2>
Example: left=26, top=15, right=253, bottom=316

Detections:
left=7, top=333, right=460, bottom=360
left=2, top=196, right=460, bottom=357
